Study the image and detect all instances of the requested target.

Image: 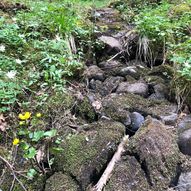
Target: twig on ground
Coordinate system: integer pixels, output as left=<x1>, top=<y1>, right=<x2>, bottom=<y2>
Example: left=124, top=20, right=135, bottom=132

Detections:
left=0, top=155, right=27, bottom=191
left=91, top=135, right=129, bottom=191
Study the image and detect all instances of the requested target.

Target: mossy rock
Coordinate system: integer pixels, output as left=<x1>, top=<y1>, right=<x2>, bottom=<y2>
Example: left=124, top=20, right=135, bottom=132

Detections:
left=171, top=3, right=191, bottom=16
left=44, top=91, right=75, bottom=112
left=103, top=93, right=177, bottom=120
left=128, top=117, right=181, bottom=190
left=105, top=155, right=150, bottom=191
left=148, top=65, right=174, bottom=81
left=45, top=172, right=79, bottom=191
left=52, top=120, right=125, bottom=190
left=75, top=97, right=97, bottom=122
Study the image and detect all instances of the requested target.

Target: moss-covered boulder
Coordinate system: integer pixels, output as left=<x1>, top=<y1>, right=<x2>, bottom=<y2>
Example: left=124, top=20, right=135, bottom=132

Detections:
left=45, top=172, right=79, bottom=191
left=52, top=120, right=125, bottom=190
left=75, top=96, right=97, bottom=122
left=128, top=117, right=181, bottom=190
left=102, top=93, right=177, bottom=121
left=105, top=155, right=150, bottom=191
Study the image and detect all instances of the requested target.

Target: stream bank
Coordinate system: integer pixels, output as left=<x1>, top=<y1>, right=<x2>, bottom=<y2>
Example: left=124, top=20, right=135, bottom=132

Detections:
left=1, top=3, right=191, bottom=191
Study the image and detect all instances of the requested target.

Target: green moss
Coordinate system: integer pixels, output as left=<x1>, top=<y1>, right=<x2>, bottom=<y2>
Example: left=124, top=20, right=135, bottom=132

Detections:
left=46, top=91, right=75, bottom=111
left=104, top=93, right=175, bottom=120
left=52, top=121, right=125, bottom=188
left=171, top=3, right=191, bottom=16
left=77, top=97, right=96, bottom=122
left=45, top=172, right=79, bottom=191
left=62, top=134, right=97, bottom=173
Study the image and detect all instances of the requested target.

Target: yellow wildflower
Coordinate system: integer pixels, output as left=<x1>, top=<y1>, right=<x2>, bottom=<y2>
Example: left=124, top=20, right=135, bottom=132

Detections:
left=18, top=112, right=31, bottom=120
left=36, top=113, right=42, bottom=118
left=13, top=138, right=20, bottom=145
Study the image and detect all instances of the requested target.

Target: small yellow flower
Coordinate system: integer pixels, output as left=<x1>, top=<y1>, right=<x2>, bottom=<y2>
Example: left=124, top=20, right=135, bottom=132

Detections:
left=36, top=113, right=42, bottom=118
left=13, top=138, right=20, bottom=145
left=24, top=112, right=31, bottom=120
left=18, top=112, right=31, bottom=120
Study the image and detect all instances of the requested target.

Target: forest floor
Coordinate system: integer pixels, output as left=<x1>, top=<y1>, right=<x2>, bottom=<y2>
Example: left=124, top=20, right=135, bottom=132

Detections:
left=0, top=0, right=191, bottom=191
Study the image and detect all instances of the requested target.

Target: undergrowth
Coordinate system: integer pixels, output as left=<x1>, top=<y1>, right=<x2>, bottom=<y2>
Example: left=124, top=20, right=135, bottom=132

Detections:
left=0, top=0, right=109, bottom=188
left=116, top=0, right=191, bottom=106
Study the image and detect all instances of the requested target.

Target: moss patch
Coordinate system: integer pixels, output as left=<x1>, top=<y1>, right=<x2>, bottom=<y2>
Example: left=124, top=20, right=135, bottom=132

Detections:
left=52, top=120, right=125, bottom=189
left=103, top=93, right=176, bottom=120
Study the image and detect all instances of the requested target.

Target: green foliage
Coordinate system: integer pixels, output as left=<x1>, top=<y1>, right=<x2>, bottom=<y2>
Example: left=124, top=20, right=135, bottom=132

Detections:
left=0, top=0, right=89, bottom=112
left=135, top=0, right=191, bottom=80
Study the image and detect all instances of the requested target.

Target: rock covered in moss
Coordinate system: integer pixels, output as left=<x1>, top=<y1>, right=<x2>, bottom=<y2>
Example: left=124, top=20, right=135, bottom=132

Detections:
left=105, top=155, right=150, bottom=191
left=84, top=65, right=105, bottom=81
left=128, top=117, right=181, bottom=190
left=45, top=172, right=79, bottom=191
left=52, top=120, right=125, bottom=190
left=75, top=96, right=97, bottom=122
left=102, top=93, right=177, bottom=122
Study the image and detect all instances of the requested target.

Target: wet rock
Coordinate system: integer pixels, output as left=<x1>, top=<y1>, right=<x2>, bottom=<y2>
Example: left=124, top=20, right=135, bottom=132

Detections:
left=177, top=115, right=191, bottom=132
left=45, top=172, right=79, bottom=191
left=103, top=93, right=177, bottom=120
left=160, top=113, right=178, bottom=126
left=177, top=172, right=191, bottom=191
left=89, top=79, right=102, bottom=91
left=52, top=120, right=125, bottom=190
left=85, top=65, right=105, bottom=81
left=98, top=60, right=124, bottom=76
left=118, top=66, right=139, bottom=79
left=177, top=115, right=191, bottom=156
left=98, top=35, right=122, bottom=54
left=149, top=83, right=169, bottom=100
left=116, top=82, right=149, bottom=97
left=105, top=156, right=150, bottom=191
left=98, top=60, right=122, bottom=70
left=129, top=112, right=145, bottom=131
left=101, top=76, right=124, bottom=96
left=128, top=117, right=181, bottom=190
left=178, top=128, right=191, bottom=156
left=89, top=77, right=124, bottom=96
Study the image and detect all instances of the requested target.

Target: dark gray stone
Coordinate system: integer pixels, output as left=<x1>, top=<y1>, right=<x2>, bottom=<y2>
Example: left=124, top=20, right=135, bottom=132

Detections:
left=178, top=128, right=191, bottom=156
left=116, top=82, right=149, bottom=97
left=118, top=66, right=137, bottom=76
left=98, top=60, right=122, bottom=69
left=100, top=76, right=124, bottom=96
left=85, top=65, right=105, bottom=81
left=129, top=112, right=145, bottom=131
left=160, top=113, right=178, bottom=126
left=177, top=115, right=191, bottom=132
left=153, top=83, right=169, bottom=100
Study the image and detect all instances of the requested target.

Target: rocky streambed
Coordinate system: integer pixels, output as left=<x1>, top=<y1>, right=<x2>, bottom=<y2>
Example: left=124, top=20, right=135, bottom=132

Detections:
left=42, top=8, right=191, bottom=191
left=1, top=6, right=191, bottom=191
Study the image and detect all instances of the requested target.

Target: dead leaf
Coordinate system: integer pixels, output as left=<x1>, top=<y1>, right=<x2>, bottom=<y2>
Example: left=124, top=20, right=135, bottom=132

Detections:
left=0, top=114, right=7, bottom=132
left=36, top=146, right=45, bottom=164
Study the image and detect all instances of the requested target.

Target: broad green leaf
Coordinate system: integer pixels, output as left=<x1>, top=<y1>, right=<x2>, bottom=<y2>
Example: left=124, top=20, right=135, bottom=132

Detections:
left=24, top=147, right=37, bottom=159
left=32, top=131, right=45, bottom=142
left=27, top=168, right=37, bottom=179
left=44, top=129, right=57, bottom=138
